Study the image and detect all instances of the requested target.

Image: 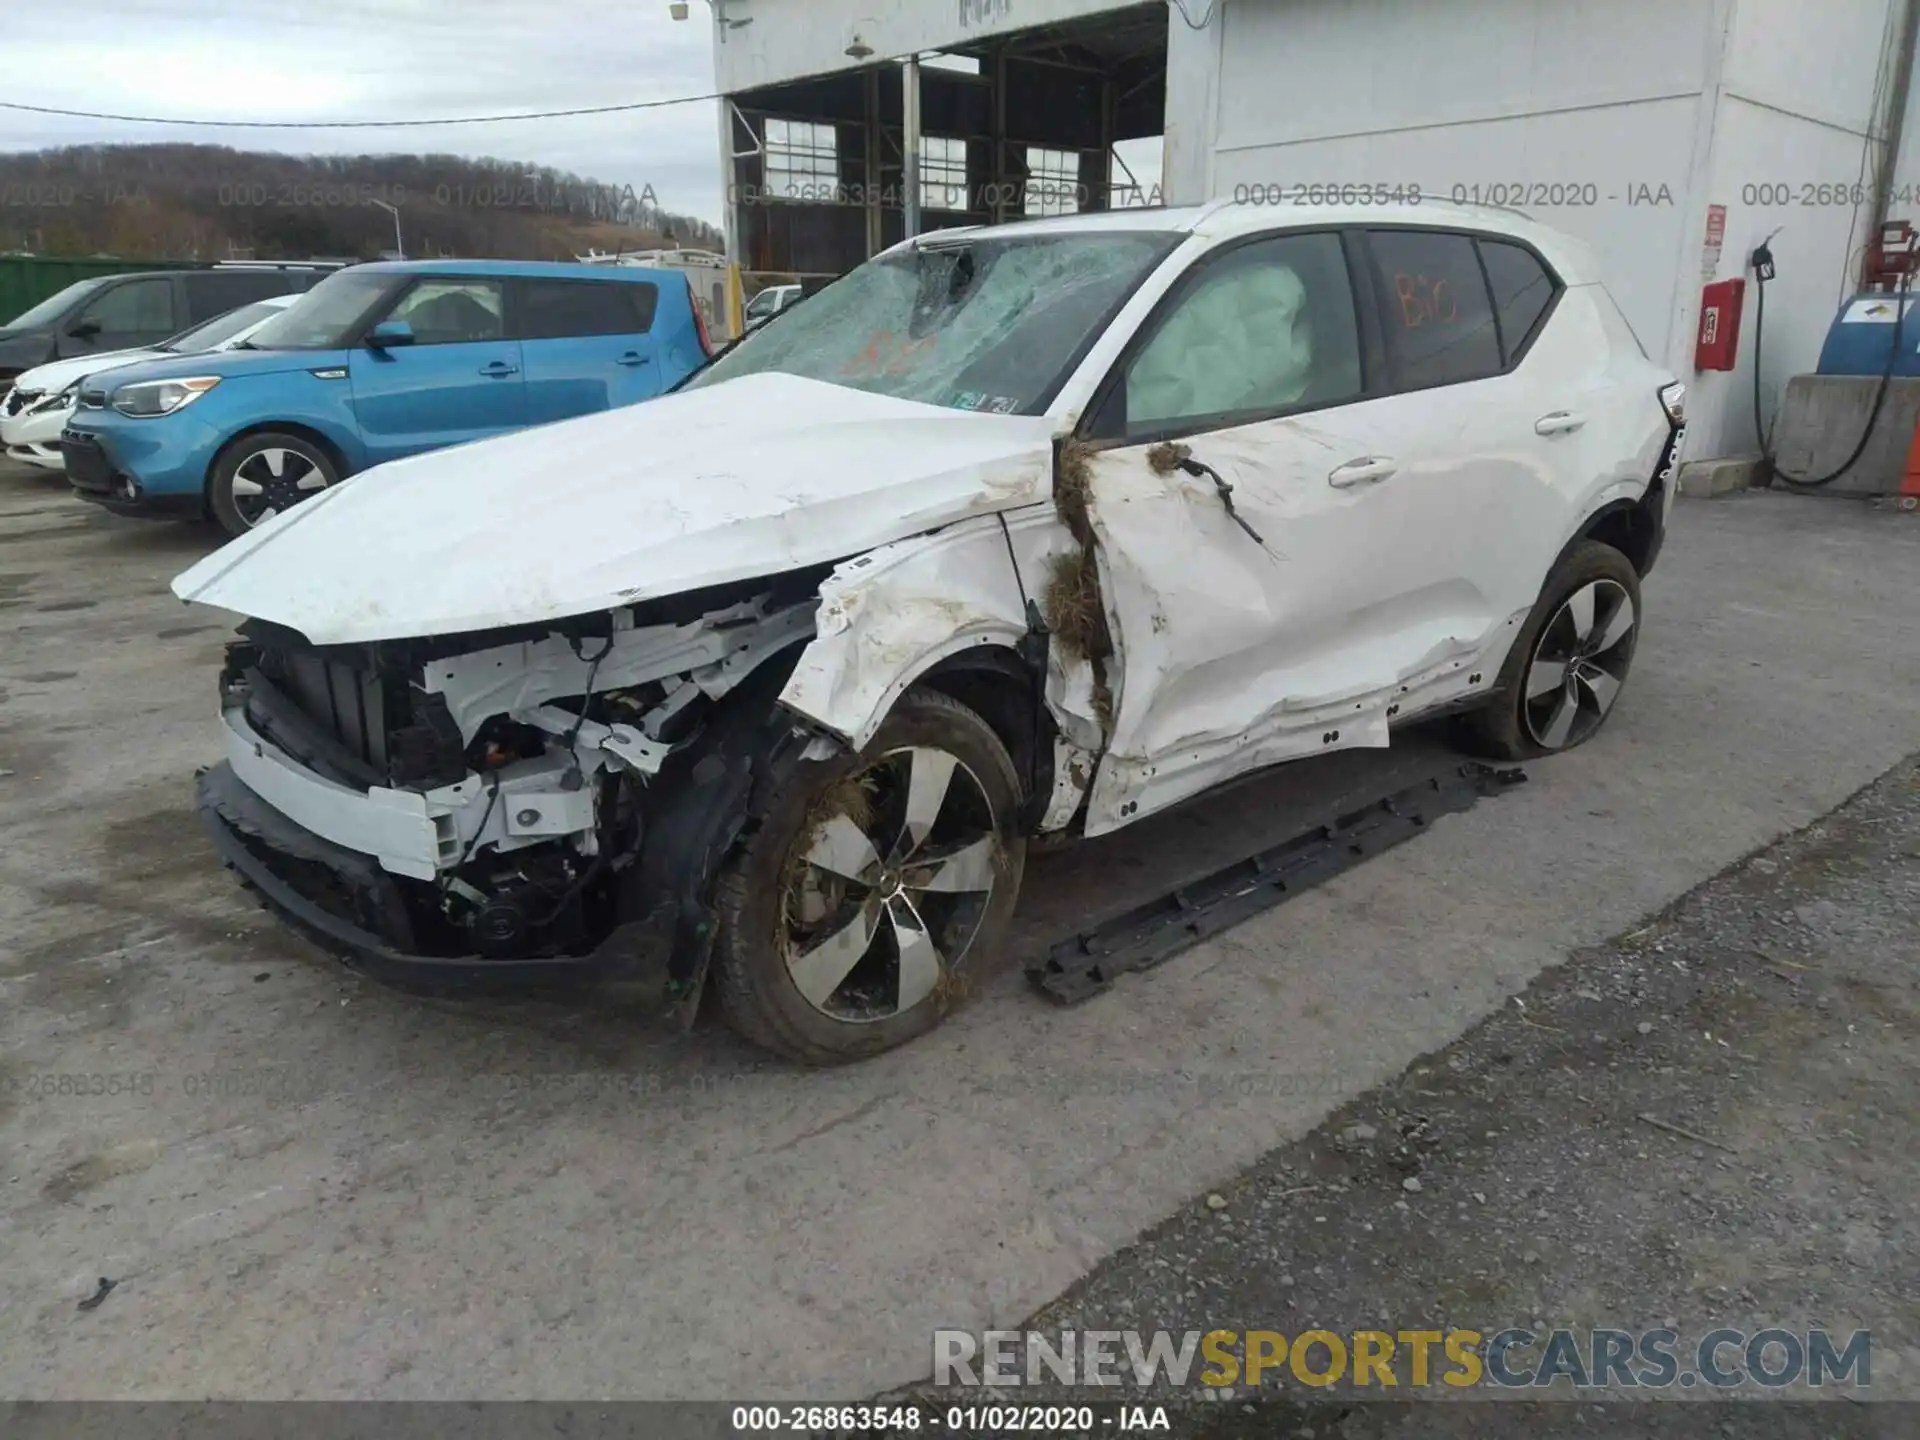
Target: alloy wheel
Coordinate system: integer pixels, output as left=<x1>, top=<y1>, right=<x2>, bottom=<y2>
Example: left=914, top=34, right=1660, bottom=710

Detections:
left=228, top=446, right=329, bottom=527
left=780, top=745, right=1002, bottom=1023
left=1522, top=578, right=1636, bottom=750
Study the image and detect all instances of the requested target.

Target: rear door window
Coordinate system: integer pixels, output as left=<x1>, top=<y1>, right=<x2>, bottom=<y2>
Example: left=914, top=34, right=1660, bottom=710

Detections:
left=1476, top=239, right=1559, bottom=363
left=184, top=271, right=298, bottom=323
left=515, top=279, right=655, bottom=339
left=1366, top=230, right=1502, bottom=390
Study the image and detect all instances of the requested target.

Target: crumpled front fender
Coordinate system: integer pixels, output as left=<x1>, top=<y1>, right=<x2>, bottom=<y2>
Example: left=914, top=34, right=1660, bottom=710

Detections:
left=780, top=512, right=1039, bottom=749
left=778, top=505, right=1100, bottom=751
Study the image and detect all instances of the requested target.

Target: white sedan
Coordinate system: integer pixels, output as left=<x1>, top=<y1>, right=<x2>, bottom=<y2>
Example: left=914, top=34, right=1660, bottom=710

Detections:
left=0, top=294, right=298, bottom=470
left=171, top=199, right=1685, bottom=1065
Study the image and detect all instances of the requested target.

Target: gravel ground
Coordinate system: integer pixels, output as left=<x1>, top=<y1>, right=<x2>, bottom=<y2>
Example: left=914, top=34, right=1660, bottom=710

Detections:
left=915, top=751, right=1920, bottom=1434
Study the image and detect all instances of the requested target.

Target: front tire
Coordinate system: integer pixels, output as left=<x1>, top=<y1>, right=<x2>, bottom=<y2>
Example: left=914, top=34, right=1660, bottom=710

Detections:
left=1464, top=540, right=1642, bottom=760
left=712, top=689, right=1026, bottom=1065
left=209, top=431, right=340, bottom=536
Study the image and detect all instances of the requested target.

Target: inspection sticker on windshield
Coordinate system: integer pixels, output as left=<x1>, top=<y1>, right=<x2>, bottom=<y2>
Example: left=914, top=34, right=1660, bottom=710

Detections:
left=951, top=392, right=1020, bottom=413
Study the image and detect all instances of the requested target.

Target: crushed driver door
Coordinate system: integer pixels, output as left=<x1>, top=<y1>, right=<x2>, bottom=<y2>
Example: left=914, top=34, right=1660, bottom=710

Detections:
left=1074, top=229, right=1496, bottom=836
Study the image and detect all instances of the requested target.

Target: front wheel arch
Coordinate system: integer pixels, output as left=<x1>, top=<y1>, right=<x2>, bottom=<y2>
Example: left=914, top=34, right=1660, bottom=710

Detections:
left=204, top=422, right=351, bottom=512
left=781, top=621, right=1035, bottom=752
left=909, top=646, right=1055, bottom=825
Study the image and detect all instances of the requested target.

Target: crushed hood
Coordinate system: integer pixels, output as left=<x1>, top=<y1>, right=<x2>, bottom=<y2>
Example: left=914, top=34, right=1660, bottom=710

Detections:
left=171, top=372, right=1060, bottom=644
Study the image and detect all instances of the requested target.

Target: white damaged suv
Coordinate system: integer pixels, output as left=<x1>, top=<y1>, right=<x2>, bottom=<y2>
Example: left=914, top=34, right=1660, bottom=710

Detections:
left=173, top=199, right=1685, bottom=1064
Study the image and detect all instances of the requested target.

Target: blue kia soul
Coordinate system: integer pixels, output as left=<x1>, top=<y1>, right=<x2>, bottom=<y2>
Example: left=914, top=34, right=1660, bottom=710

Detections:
left=61, top=259, right=712, bottom=534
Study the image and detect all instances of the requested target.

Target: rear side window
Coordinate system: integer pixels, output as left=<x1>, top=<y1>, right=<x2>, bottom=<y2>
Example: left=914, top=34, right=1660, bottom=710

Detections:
left=1366, top=230, right=1502, bottom=389
left=1477, top=239, right=1558, bottom=362
left=185, top=271, right=299, bottom=323
left=516, top=280, right=656, bottom=339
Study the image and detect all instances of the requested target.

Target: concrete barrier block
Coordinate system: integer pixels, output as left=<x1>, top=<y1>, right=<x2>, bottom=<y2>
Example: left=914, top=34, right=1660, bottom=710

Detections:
left=1678, top=456, right=1762, bottom=497
left=1769, top=375, right=1920, bottom=495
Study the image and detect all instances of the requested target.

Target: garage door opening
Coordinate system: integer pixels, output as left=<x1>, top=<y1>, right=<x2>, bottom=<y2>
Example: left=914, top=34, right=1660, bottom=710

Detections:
left=723, top=1, right=1168, bottom=290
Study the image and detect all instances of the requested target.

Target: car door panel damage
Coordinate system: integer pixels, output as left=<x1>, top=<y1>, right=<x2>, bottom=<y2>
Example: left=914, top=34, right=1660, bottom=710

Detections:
left=1067, top=429, right=1512, bottom=834
left=172, top=203, right=1685, bottom=1064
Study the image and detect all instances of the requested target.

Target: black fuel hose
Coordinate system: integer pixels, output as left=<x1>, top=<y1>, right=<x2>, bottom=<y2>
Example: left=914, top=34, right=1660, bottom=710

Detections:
left=1756, top=237, right=1917, bottom=487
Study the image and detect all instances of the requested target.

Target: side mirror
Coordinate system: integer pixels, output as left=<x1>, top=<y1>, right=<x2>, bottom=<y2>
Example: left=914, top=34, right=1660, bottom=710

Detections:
left=68, top=319, right=101, bottom=341
left=366, top=319, right=415, bottom=349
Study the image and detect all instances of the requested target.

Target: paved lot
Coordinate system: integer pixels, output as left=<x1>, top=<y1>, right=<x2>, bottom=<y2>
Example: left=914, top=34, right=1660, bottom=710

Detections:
left=1006, top=753, right=1919, bottom=1432
left=2, top=461, right=1918, bottom=1400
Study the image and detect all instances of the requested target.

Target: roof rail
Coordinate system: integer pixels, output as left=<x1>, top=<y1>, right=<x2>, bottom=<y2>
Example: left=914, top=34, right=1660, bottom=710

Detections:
left=212, top=259, right=348, bottom=270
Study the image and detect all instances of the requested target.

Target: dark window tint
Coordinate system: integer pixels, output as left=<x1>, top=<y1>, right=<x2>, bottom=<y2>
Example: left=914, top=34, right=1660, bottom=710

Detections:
left=1367, top=230, right=1501, bottom=388
left=78, top=277, right=177, bottom=335
left=1478, top=239, right=1557, bottom=362
left=184, top=270, right=301, bottom=322
left=1117, top=230, right=1361, bottom=437
left=6, top=278, right=104, bottom=330
left=517, top=280, right=655, bottom=339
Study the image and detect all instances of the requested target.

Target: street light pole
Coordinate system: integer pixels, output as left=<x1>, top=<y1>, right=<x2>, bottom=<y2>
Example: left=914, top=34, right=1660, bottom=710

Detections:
left=370, top=198, right=404, bottom=259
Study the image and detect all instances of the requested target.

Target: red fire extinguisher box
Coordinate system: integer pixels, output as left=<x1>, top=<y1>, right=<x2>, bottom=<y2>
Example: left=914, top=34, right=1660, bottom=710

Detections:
left=1696, top=277, right=1746, bottom=371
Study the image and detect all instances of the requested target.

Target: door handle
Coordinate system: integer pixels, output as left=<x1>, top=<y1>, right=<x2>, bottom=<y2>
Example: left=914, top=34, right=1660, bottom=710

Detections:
left=1328, top=457, right=1398, bottom=489
left=479, top=360, right=520, bottom=378
left=1535, top=410, right=1587, bottom=436
left=615, top=351, right=649, bottom=367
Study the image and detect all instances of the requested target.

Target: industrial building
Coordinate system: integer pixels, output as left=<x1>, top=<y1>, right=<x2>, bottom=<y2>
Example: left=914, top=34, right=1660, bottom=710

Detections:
left=699, top=0, right=1920, bottom=474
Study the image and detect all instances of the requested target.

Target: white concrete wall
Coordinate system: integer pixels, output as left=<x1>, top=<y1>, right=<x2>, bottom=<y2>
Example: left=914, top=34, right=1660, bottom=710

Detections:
left=709, top=0, right=1131, bottom=92
left=1165, top=0, right=1717, bottom=360
left=1891, top=7, right=1920, bottom=233
left=1687, top=0, right=1912, bottom=461
left=1165, top=0, right=1920, bottom=463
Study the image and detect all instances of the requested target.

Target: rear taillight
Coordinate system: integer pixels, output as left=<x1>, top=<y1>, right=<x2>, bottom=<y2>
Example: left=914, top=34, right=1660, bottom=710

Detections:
left=690, top=276, right=715, bottom=356
left=1659, top=381, right=1686, bottom=427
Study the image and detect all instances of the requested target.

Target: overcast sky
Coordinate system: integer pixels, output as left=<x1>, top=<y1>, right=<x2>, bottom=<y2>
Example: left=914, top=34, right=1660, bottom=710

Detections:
left=0, top=0, right=727, bottom=222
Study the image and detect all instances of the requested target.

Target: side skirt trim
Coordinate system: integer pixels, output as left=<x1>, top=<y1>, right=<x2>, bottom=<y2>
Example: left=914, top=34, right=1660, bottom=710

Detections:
left=1028, top=762, right=1528, bottom=1004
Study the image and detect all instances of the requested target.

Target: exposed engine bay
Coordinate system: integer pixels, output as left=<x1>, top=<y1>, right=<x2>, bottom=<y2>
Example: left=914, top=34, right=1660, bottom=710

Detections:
left=205, top=578, right=827, bottom=981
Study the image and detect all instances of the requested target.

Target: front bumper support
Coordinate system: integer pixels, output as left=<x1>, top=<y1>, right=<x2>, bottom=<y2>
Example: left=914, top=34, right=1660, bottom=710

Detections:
left=198, top=762, right=626, bottom=993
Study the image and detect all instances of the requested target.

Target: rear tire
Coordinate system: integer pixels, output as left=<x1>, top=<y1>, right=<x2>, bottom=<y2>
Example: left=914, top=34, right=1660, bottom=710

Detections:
left=712, top=689, right=1026, bottom=1066
left=1463, top=540, right=1642, bottom=761
left=209, top=431, right=340, bottom=537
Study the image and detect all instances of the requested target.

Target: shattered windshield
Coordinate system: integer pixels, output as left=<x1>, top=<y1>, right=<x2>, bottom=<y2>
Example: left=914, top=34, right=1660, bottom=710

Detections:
left=687, top=231, right=1177, bottom=414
